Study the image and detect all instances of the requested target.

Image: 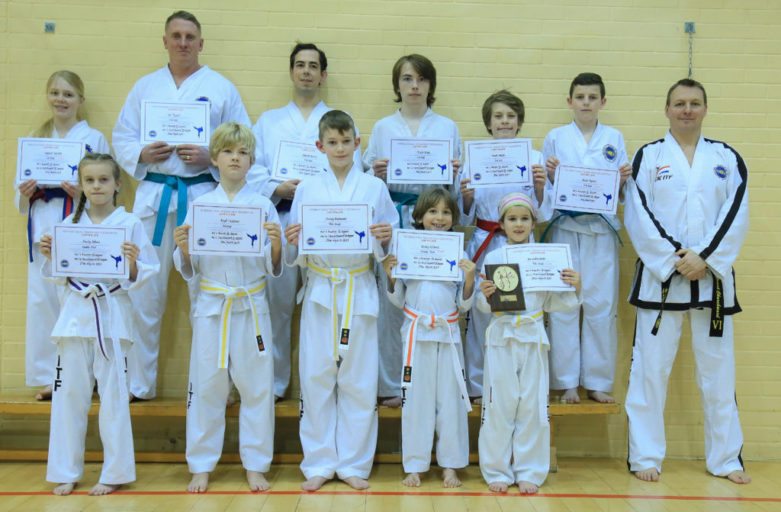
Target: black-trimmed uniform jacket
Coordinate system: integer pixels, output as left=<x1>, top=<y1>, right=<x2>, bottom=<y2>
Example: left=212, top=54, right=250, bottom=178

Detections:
left=623, top=132, right=748, bottom=336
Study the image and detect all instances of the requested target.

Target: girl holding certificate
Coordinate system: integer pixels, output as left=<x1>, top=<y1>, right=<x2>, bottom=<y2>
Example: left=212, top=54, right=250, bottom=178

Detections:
left=458, top=90, right=550, bottom=403
left=477, top=192, right=579, bottom=494
left=382, top=187, right=475, bottom=488
left=16, top=70, right=111, bottom=401
left=363, top=54, right=462, bottom=408
left=39, top=154, right=159, bottom=496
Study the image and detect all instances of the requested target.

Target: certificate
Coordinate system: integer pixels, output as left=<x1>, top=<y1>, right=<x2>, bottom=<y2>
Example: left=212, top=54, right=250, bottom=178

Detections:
left=16, top=138, right=85, bottom=185
left=553, top=165, right=621, bottom=215
left=391, top=229, right=464, bottom=282
left=190, top=203, right=265, bottom=257
left=300, top=203, right=372, bottom=255
left=503, top=243, right=575, bottom=292
left=141, top=100, right=210, bottom=145
left=272, top=140, right=327, bottom=180
left=388, top=138, right=452, bottom=185
left=51, top=225, right=129, bottom=279
left=465, top=138, right=532, bottom=188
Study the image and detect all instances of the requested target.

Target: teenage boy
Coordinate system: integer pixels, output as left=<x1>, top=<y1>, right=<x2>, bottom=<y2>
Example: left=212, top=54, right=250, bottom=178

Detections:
left=624, top=79, right=750, bottom=485
left=284, top=110, right=397, bottom=491
left=543, top=72, right=632, bottom=404
left=252, top=43, right=361, bottom=399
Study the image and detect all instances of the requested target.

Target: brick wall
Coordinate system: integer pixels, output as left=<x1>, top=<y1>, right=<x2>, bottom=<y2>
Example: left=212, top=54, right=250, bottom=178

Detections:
left=1, top=0, right=779, bottom=460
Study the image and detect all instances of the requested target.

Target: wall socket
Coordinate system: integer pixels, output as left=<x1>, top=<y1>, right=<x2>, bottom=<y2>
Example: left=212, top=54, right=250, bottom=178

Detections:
left=684, top=21, right=695, bottom=34
left=44, top=21, right=56, bottom=33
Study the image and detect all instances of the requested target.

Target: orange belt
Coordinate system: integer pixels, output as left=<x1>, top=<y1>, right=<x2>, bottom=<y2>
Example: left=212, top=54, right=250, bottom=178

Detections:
left=402, top=305, right=471, bottom=413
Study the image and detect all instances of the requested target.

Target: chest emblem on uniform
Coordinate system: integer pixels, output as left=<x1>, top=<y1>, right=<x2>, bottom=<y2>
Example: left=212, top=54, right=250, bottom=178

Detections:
left=714, top=165, right=728, bottom=180
left=655, top=165, right=672, bottom=181
left=602, top=144, right=617, bottom=162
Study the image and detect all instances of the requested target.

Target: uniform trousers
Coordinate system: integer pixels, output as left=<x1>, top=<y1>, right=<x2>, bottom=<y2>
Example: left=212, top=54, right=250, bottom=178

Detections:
left=626, top=308, right=744, bottom=476
left=186, top=310, right=274, bottom=474
left=26, top=244, right=63, bottom=386
left=548, top=228, right=618, bottom=392
left=402, top=340, right=469, bottom=473
left=46, top=338, right=134, bottom=485
left=479, top=341, right=549, bottom=486
left=299, top=301, right=378, bottom=480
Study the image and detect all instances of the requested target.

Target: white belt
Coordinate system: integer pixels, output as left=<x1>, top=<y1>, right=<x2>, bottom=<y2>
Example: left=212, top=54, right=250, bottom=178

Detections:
left=67, top=279, right=127, bottom=403
left=484, top=310, right=548, bottom=426
left=402, top=305, right=471, bottom=413
left=306, top=262, right=370, bottom=361
left=199, top=277, right=267, bottom=369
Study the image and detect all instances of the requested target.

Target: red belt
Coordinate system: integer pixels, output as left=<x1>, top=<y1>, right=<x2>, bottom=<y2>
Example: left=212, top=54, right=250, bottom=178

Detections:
left=472, top=218, right=502, bottom=263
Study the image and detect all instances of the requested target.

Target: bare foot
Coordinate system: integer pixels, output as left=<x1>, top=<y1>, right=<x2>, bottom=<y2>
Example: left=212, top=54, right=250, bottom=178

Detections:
left=560, top=388, right=580, bottom=404
left=587, top=390, right=615, bottom=403
left=471, top=396, right=482, bottom=406
left=633, top=467, right=660, bottom=482
left=402, top=472, right=421, bottom=487
left=301, top=475, right=329, bottom=492
left=52, top=482, right=75, bottom=496
left=379, top=396, right=402, bottom=408
left=517, top=481, right=539, bottom=494
left=342, top=476, right=369, bottom=490
left=726, top=470, right=751, bottom=484
left=187, top=472, right=209, bottom=493
left=247, top=470, right=270, bottom=492
left=442, top=468, right=461, bottom=488
left=488, top=481, right=508, bottom=493
left=89, top=483, right=120, bottom=496
left=35, top=385, right=53, bottom=401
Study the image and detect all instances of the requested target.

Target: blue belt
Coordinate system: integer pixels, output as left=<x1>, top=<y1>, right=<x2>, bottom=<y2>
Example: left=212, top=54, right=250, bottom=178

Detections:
left=539, top=210, right=623, bottom=246
left=389, top=191, right=419, bottom=228
left=143, top=172, right=216, bottom=246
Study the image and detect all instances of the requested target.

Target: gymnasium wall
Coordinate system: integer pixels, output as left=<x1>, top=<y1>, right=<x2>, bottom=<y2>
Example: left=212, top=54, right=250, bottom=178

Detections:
left=1, top=0, right=779, bottom=460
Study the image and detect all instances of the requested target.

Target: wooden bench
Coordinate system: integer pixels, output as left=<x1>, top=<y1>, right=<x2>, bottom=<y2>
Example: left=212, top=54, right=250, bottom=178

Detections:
left=0, top=394, right=620, bottom=469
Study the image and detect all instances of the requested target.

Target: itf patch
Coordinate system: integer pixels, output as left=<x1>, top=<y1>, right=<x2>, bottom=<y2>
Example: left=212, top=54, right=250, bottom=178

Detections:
left=602, top=144, right=618, bottom=162
left=713, top=165, right=728, bottom=180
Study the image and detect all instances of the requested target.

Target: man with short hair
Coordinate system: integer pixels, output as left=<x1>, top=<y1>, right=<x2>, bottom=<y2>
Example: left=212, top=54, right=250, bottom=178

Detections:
left=252, top=43, right=361, bottom=399
left=113, top=10, right=253, bottom=399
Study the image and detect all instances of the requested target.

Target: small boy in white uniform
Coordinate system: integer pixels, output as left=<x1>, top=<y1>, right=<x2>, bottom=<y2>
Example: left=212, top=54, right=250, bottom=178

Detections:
left=174, top=122, right=283, bottom=493
left=284, top=110, right=397, bottom=491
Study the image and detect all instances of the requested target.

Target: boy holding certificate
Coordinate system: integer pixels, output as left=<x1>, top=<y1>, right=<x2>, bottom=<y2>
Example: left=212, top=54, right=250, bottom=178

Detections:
left=363, top=54, right=462, bottom=409
left=173, top=123, right=283, bottom=493
left=477, top=193, right=580, bottom=494
left=285, top=110, right=397, bottom=491
left=39, top=154, right=159, bottom=496
left=382, top=187, right=475, bottom=488
left=542, top=73, right=632, bottom=404
left=458, top=90, right=550, bottom=402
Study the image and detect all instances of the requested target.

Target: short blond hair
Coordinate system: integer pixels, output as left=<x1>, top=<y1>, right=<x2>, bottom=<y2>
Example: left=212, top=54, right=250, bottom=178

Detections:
left=209, top=122, right=256, bottom=163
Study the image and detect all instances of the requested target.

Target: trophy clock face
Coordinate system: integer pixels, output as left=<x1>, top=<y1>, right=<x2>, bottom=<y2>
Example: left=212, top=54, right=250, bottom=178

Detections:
left=493, top=265, right=519, bottom=292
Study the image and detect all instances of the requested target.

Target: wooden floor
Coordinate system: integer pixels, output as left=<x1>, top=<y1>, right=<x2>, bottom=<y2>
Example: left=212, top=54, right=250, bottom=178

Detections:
left=1, top=459, right=780, bottom=511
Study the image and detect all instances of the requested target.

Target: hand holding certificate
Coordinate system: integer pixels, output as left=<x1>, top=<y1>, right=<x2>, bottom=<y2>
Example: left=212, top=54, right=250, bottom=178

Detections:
left=141, top=100, right=211, bottom=145
left=189, top=203, right=265, bottom=257
left=391, top=229, right=464, bottom=281
left=465, top=139, right=532, bottom=188
left=300, top=203, right=372, bottom=255
left=504, top=243, right=575, bottom=292
left=388, top=138, right=453, bottom=185
left=273, top=140, right=327, bottom=180
left=553, top=165, right=620, bottom=214
left=51, top=225, right=130, bottom=279
left=16, top=138, right=85, bottom=185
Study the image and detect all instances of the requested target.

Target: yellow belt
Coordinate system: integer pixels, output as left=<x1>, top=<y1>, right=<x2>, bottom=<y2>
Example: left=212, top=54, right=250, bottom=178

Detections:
left=200, top=277, right=267, bottom=369
left=307, top=262, right=371, bottom=360
left=484, top=310, right=548, bottom=425
left=402, top=305, right=471, bottom=413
